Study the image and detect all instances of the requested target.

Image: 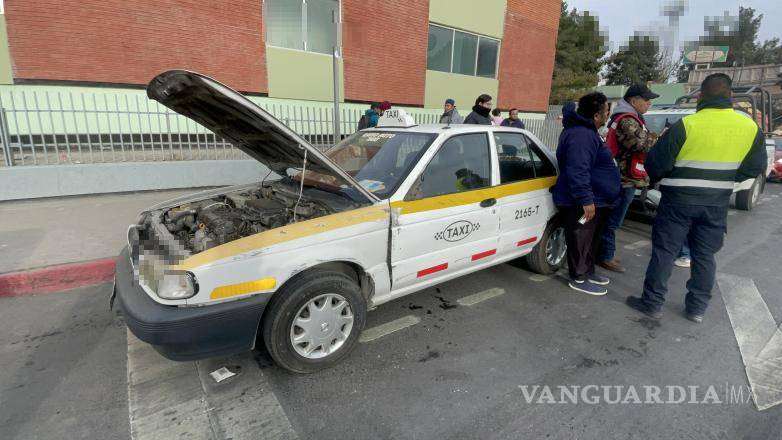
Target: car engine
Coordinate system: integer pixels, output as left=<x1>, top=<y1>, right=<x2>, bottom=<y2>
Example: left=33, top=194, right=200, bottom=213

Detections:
left=162, top=184, right=334, bottom=253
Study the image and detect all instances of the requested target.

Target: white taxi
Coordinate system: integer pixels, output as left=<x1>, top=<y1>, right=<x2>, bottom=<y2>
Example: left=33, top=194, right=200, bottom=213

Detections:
left=114, top=70, right=564, bottom=373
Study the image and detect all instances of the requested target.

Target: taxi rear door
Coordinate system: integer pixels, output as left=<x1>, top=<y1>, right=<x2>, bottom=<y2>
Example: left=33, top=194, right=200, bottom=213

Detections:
left=492, top=132, right=558, bottom=260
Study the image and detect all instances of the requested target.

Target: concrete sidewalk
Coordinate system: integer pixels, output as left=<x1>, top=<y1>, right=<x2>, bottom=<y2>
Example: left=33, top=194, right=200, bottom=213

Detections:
left=0, top=189, right=195, bottom=274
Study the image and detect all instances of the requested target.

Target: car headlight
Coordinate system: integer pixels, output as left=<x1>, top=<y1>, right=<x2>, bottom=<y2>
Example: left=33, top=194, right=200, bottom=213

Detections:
left=157, top=271, right=198, bottom=300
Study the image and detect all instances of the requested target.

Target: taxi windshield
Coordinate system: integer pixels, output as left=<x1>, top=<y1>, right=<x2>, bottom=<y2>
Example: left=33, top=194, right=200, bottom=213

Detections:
left=299, top=131, right=437, bottom=199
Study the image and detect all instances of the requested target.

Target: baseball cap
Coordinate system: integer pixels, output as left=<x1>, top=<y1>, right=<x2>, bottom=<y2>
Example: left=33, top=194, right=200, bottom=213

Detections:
left=624, top=84, right=660, bottom=100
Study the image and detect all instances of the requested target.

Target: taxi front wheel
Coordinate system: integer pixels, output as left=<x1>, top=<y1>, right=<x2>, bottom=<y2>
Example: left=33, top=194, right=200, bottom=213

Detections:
left=262, top=270, right=366, bottom=374
left=526, top=219, right=567, bottom=274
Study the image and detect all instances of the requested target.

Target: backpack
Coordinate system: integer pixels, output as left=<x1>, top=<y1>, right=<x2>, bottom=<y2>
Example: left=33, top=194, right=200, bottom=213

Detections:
left=606, top=112, right=648, bottom=180
left=356, top=114, right=369, bottom=131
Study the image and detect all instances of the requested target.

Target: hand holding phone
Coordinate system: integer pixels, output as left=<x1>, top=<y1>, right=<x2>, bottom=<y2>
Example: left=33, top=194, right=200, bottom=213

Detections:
left=581, top=204, right=596, bottom=223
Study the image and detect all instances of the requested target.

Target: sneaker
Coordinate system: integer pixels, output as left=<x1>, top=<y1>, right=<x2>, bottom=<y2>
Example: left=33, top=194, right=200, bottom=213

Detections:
left=598, top=259, right=626, bottom=273
left=674, top=257, right=691, bottom=268
left=568, top=279, right=608, bottom=296
left=625, top=296, right=662, bottom=319
left=685, top=311, right=704, bottom=323
left=589, top=274, right=610, bottom=285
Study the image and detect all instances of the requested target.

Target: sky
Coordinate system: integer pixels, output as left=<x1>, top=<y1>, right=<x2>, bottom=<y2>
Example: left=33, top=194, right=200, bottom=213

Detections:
left=566, top=0, right=782, bottom=53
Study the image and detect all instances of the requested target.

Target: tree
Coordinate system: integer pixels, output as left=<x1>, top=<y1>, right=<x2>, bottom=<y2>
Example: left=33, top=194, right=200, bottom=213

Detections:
left=699, top=7, right=762, bottom=66
left=549, top=2, right=608, bottom=104
left=603, top=34, right=672, bottom=85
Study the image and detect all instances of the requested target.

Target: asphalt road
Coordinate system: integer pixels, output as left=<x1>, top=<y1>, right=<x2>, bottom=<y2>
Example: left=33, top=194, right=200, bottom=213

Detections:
left=2, top=183, right=781, bottom=440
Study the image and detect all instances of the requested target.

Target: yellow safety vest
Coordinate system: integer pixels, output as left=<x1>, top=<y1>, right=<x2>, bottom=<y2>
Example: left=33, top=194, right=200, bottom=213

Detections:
left=660, top=108, right=758, bottom=190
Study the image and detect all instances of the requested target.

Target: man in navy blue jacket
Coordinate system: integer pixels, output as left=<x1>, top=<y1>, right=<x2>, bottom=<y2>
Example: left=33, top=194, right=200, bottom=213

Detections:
left=551, top=92, right=621, bottom=295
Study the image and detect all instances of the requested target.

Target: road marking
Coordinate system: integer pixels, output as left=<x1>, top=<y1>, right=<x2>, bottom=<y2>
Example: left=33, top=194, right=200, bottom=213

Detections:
left=360, top=315, right=420, bottom=343
left=529, top=274, right=551, bottom=282
left=728, top=210, right=738, bottom=216
left=457, top=287, right=505, bottom=306
left=718, top=274, right=782, bottom=411
left=624, top=240, right=650, bottom=250
left=771, top=194, right=779, bottom=198
left=127, top=330, right=298, bottom=439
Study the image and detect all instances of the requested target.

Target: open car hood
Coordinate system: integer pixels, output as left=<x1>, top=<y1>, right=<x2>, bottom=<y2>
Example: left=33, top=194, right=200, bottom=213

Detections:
left=146, top=70, right=377, bottom=203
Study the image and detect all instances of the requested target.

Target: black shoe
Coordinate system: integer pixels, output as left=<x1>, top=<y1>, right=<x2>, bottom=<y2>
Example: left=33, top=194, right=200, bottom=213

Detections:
left=685, top=312, right=704, bottom=324
left=625, top=296, right=662, bottom=319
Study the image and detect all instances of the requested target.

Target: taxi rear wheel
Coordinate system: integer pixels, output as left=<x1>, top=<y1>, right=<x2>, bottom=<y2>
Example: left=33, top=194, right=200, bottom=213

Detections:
left=526, top=219, right=567, bottom=274
left=262, top=270, right=366, bottom=374
left=735, top=174, right=762, bottom=211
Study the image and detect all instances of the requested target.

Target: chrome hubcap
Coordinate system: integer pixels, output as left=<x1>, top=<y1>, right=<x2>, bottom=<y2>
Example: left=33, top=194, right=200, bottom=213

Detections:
left=290, top=293, right=354, bottom=359
left=751, top=178, right=761, bottom=205
left=546, top=227, right=567, bottom=266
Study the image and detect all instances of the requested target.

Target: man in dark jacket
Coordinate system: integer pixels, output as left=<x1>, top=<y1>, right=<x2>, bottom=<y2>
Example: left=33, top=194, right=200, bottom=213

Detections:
left=463, top=94, right=493, bottom=125
left=625, top=73, right=767, bottom=323
left=500, top=108, right=525, bottom=129
left=551, top=92, right=620, bottom=295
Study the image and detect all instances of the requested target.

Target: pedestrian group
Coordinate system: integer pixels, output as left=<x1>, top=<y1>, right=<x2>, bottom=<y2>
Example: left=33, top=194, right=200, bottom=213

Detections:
left=357, top=73, right=767, bottom=324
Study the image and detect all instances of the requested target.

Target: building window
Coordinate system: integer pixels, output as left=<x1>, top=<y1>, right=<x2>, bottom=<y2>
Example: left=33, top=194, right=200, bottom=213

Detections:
left=427, top=24, right=499, bottom=78
left=265, top=0, right=339, bottom=55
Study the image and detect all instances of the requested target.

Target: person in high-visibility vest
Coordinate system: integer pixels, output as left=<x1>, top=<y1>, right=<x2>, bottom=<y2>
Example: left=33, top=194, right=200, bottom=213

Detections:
left=625, top=73, right=768, bottom=323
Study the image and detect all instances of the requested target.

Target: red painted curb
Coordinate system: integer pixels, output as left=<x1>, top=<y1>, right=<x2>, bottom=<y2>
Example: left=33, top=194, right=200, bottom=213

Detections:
left=0, top=258, right=117, bottom=297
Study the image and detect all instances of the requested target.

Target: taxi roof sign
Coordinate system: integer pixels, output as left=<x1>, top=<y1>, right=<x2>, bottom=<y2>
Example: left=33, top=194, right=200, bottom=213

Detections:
left=376, top=109, right=416, bottom=128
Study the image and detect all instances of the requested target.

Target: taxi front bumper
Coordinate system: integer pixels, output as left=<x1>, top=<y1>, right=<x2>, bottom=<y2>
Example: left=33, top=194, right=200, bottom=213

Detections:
left=114, top=246, right=272, bottom=361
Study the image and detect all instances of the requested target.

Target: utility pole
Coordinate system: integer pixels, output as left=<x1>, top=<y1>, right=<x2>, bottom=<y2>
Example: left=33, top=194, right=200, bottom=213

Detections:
left=332, top=6, right=341, bottom=144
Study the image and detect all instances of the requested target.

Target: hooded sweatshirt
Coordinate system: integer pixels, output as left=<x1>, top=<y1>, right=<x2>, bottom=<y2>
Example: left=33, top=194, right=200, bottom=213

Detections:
left=439, top=108, right=464, bottom=124
left=609, top=99, right=658, bottom=188
left=365, top=109, right=380, bottom=128
left=463, top=105, right=492, bottom=125
left=551, top=102, right=621, bottom=208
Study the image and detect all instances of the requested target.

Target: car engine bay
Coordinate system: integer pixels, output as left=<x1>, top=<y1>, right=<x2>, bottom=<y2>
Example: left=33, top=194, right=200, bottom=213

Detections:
left=158, top=181, right=355, bottom=253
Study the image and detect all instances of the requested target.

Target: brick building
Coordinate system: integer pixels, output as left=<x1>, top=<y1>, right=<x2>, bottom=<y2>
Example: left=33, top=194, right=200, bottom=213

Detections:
left=0, top=0, right=560, bottom=112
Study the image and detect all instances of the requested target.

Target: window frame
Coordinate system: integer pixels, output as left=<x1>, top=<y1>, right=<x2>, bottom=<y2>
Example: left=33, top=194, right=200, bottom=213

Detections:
left=427, top=23, right=501, bottom=79
left=404, top=132, right=494, bottom=201
left=264, top=0, right=341, bottom=55
left=492, top=131, right=557, bottom=184
left=493, top=131, right=536, bottom=184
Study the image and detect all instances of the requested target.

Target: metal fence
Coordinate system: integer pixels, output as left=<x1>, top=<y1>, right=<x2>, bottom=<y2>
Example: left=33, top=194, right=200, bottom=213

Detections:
left=0, top=89, right=562, bottom=168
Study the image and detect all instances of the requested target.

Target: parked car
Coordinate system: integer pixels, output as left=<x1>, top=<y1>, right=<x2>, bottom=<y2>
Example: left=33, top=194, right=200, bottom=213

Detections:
left=767, top=137, right=782, bottom=182
left=114, top=70, right=565, bottom=373
left=635, top=107, right=775, bottom=213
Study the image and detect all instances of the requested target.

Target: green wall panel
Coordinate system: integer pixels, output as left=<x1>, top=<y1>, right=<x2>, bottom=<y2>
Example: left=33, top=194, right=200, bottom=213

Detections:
left=0, top=15, right=14, bottom=85
left=424, top=70, right=499, bottom=113
left=429, top=0, right=506, bottom=39
left=266, top=46, right=344, bottom=102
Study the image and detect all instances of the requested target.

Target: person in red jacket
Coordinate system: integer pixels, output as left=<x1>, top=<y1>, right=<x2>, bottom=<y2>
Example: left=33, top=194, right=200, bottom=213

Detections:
left=597, top=84, right=659, bottom=273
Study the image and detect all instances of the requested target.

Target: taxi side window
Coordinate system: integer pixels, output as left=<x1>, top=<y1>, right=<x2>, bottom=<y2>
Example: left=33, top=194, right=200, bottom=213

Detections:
left=528, top=140, right=557, bottom=177
left=495, top=132, right=535, bottom=183
left=411, top=133, right=491, bottom=199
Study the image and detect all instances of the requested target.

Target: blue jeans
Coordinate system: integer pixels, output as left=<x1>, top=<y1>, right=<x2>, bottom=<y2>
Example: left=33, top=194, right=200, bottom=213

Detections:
left=598, top=186, right=636, bottom=262
left=679, top=241, right=691, bottom=259
left=641, top=200, right=727, bottom=315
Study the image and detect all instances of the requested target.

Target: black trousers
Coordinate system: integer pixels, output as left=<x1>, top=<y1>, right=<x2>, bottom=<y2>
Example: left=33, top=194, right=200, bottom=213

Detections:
left=559, top=205, right=611, bottom=281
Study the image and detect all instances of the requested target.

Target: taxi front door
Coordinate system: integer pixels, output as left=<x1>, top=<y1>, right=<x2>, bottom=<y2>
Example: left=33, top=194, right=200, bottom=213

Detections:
left=389, top=133, right=500, bottom=292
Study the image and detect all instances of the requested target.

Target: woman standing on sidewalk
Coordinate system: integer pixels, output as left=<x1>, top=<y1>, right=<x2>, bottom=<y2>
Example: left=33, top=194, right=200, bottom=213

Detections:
left=551, top=93, right=620, bottom=295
